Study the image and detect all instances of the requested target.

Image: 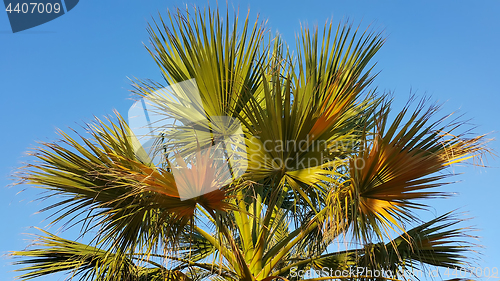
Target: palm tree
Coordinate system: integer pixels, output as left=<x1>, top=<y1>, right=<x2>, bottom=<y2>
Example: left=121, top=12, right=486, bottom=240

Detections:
left=11, top=6, right=490, bottom=281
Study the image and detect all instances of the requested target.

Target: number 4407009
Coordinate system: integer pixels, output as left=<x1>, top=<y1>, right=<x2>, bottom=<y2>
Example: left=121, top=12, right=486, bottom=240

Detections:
left=5, top=2, right=62, bottom=14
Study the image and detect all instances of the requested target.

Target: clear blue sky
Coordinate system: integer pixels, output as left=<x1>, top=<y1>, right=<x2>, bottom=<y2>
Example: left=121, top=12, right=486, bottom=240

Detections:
left=1, top=1, right=499, bottom=280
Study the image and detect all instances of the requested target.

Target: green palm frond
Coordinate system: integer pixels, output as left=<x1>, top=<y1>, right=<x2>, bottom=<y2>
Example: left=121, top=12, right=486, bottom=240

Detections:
left=10, top=228, right=187, bottom=281
left=238, top=23, right=384, bottom=227
left=384, top=212, right=474, bottom=270
left=17, top=113, right=234, bottom=254
left=178, top=229, right=216, bottom=263
left=142, top=6, right=266, bottom=118
left=351, top=212, right=475, bottom=280
left=329, top=100, right=488, bottom=242
left=272, top=212, right=473, bottom=280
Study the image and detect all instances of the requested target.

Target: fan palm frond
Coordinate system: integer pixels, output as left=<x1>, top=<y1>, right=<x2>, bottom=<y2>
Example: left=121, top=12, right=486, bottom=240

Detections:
left=10, top=228, right=188, bottom=281
left=17, top=113, right=234, bottom=255
left=330, top=100, right=488, bottom=242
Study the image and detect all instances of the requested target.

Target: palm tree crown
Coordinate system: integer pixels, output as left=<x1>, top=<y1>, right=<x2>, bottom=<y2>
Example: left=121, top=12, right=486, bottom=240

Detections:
left=11, top=6, right=490, bottom=281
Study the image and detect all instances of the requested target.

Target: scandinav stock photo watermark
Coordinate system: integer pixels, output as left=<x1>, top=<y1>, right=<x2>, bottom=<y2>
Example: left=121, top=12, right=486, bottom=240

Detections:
left=126, top=79, right=371, bottom=201
left=3, top=0, right=79, bottom=33
left=289, top=266, right=499, bottom=279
